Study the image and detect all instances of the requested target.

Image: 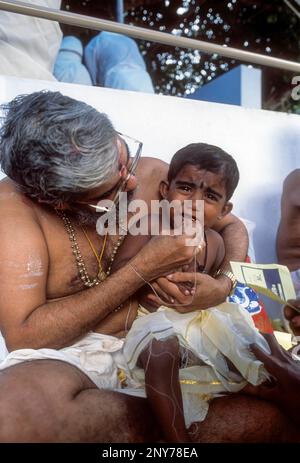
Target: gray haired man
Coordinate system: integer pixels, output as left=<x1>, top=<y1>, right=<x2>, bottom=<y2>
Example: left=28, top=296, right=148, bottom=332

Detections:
left=0, top=91, right=290, bottom=443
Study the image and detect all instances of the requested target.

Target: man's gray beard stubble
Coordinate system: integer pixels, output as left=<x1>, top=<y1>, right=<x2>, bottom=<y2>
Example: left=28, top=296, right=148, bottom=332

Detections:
left=70, top=190, right=134, bottom=228
left=70, top=207, right=99, bottom=227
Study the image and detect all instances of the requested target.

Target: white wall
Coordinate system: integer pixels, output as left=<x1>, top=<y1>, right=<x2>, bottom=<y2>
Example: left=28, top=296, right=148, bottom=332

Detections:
left=0, top=75, right=299, bottom=304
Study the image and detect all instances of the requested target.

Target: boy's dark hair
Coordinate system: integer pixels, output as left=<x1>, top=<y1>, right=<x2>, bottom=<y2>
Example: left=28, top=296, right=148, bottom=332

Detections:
left=168, top=143, right=239, bottom=200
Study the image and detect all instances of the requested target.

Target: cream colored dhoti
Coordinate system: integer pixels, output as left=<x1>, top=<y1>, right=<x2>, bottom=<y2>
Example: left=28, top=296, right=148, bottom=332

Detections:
left=0, top=303, right=271, bottom=427
left=122, top=302, right=271, bottom=427
left=0, top=332, right=133, bottom=390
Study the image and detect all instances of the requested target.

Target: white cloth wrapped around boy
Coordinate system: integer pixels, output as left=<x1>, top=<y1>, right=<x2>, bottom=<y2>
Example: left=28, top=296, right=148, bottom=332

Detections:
left=123, top=302, right=270, bottom=427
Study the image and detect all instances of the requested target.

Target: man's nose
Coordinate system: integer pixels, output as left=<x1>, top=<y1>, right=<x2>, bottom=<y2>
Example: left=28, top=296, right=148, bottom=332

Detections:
left=124, top=174, right=138, bottom=192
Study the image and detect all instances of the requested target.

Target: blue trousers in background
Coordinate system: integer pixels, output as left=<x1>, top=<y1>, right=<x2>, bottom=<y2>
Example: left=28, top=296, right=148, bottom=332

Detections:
left=54, top=32, right=154, bottom=93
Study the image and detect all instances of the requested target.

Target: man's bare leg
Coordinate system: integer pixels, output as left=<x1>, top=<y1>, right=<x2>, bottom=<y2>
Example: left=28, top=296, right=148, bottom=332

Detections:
left=0, top=360, right=159, bottom=443
left=139, top=337, right=190, bottom=443
left=189, top=394, right=300, bottom=443
left=0, top=360, right=299, bottom=443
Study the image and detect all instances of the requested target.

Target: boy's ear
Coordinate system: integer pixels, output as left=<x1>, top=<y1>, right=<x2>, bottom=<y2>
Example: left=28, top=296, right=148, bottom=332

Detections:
left=159, top=180, right=169, bottom=199
left=218, top=201, right=233, bottom=219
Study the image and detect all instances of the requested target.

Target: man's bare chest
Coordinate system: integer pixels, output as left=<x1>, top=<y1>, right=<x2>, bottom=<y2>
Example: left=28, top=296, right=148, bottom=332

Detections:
left=40, top=213, right=122, bottom=300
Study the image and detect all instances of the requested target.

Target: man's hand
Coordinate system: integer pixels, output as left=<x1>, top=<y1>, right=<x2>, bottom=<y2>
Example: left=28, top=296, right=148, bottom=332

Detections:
left=143, top=272, right=231, bottom=312
left=284, top=299, right=300, bottom=337
left=245, top=333, right=300, bottom=426
left=133, top=234, right=201, bottom=282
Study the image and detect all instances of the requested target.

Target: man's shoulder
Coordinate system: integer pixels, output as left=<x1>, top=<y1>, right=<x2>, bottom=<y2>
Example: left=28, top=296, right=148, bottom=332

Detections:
left=0, top=179, right=49, bottom=255
left=283, top=169, right=300, bottom=207
left=139, top=157, right=168, bottom=177
left=0, top=178, right=38, bottom=220
left=284, top=169, right=300, bottom=189
left=135, top=157, right=168, bottom=201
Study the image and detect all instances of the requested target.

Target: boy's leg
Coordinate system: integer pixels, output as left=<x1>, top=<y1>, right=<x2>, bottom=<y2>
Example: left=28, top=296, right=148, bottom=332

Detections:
left=139, top=336, right=191, bottom=443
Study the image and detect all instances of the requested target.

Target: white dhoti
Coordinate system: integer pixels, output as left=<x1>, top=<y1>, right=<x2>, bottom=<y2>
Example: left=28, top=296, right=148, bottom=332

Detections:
left=122, top=302, right=270, bottom=427
left=0, top=303, right=271, bottom=428
left=0, top=332, right=133, bottom=390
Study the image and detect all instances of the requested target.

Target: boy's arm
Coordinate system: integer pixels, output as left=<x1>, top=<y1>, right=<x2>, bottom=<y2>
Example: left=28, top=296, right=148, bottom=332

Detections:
left=212, top=213, right=248, bottom=269
left=205, top=229, right=226, bottom=276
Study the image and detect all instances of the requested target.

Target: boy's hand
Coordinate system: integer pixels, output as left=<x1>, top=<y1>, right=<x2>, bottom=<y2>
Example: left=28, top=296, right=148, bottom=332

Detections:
left=144, top=277, right=195, bottom=309
left=145, top=272, right=230, bottom=312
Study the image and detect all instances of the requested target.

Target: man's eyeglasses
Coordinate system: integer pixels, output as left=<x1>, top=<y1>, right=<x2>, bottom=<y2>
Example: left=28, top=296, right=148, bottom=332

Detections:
left=78, top=132, right=143, bottom=213
left=113, top=132, right=143, bottom=204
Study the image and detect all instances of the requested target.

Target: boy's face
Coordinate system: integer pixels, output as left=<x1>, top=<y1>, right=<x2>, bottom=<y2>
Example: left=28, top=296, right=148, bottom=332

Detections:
left=160, top=164, right=233, bottom=228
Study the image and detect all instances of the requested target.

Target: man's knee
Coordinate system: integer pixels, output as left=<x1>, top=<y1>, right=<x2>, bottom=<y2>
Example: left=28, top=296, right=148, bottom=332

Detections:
left=0, top=360, right=95, bottom=442
left=0, top=360, right=159, bottom=442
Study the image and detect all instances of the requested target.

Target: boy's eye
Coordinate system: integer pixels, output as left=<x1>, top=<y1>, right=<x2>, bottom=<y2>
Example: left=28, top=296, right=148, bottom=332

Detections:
left=178, top=185, right=192, bottom=192
left=205, top=192, right=217, bottom=201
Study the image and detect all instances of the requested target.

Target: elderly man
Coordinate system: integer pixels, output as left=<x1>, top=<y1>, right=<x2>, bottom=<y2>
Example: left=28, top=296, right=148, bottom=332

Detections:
left=0, top=91, right=296, bottom=443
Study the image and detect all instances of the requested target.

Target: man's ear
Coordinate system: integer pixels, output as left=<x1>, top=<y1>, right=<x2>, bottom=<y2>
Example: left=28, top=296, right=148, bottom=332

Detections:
left=159, top=180, right=169, bottom=199
left=218, top=201, right=233, bottom=219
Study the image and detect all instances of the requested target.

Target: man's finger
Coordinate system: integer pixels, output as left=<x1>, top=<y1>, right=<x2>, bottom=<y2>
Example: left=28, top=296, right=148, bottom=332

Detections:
left=284, top=300, right=300, bottom=319
left=251, top=343, right=286, bottom=380
left=243, top=382, right=279, bottom=402
left=261, top=333, right=288, bottom=360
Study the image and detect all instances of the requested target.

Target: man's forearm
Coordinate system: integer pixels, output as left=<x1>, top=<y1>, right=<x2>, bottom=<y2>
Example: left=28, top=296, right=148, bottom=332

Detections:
left=5, top=232, right=198, bottom=351
left=7, top=261, right=145, bottom=351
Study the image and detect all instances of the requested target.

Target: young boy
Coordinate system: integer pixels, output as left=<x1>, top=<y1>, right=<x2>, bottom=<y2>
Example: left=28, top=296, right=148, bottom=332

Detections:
left=110, top=143, right=269, bottom=443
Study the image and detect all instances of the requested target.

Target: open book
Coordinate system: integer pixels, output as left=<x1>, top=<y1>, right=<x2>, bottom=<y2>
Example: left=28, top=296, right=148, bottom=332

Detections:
left=230, top=262, right=298, bottom=313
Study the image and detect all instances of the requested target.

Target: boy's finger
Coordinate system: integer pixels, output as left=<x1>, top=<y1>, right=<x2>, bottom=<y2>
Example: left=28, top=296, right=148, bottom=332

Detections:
left=151, top=282, right=175, bottom=304
left=166, top=272, right=196, bottom=284
left=156, top=278, right=192, bottom=300
left=146, top=294, right=163, bottom=308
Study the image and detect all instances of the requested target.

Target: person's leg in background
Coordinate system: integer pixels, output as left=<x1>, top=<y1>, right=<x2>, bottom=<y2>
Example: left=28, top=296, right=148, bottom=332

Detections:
left=53, top=36, right=92, bottom=85
left=84, top=32, right=154, bottom=93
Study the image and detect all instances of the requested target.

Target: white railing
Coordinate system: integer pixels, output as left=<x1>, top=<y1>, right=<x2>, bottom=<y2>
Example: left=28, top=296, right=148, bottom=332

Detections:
left=0, top=0, right=299, bottom=73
